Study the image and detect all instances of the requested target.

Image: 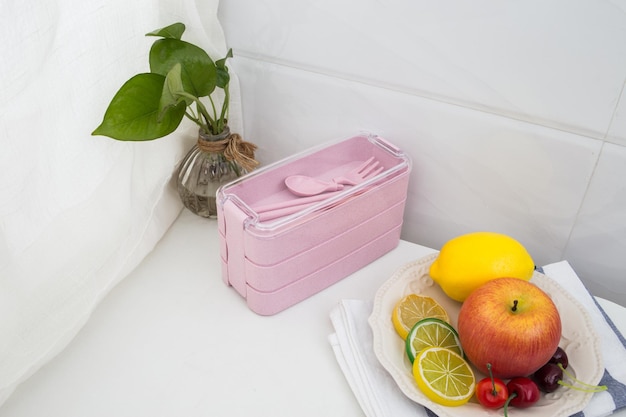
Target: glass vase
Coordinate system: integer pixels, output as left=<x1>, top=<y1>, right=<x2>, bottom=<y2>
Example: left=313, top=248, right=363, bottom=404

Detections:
left=177, top=127, right=240, bottom=218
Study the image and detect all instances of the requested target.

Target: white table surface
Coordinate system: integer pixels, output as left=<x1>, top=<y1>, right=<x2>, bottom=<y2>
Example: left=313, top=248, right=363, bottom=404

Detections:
left=1, top=209, right=624, bottom=417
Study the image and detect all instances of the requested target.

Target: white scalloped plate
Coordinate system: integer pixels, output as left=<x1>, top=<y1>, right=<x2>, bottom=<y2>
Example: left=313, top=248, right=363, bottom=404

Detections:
left=368, top=254, right=604, bottom=417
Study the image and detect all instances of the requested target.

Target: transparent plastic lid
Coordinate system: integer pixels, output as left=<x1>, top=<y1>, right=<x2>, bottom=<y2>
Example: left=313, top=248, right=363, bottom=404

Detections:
left=217, top=133, right=411, bottom=234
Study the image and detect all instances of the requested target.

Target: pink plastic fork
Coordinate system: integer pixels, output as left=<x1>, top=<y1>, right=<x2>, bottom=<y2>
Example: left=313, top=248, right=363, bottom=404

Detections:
left=284, top=157, right=383, bottom=197
left=334, top=157, right=382, bottom=185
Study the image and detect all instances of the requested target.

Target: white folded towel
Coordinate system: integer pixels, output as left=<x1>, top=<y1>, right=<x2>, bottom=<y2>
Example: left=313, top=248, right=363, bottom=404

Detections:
left=329, top=261, right=626, bottom=417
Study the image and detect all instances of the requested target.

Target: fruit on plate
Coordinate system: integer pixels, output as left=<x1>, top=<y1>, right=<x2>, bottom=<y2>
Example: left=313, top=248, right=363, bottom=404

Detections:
left=504, top=377, right=540, bottom=415
left=429, top=232, right=535, bottom=302
left=412, top=347, right=475, bottom=407
left=548, top=346, right=569, bottom=369
left=475, top=363, right=508, bottom=409
left=391, top=294, right=449, bottom=339
left=457, top=277, right=562, bottom=379
left=532, top=362, right=563, bottom=393
left=532, top=348, right=607, bottom=394
left=405, top=318, right=463, bottom=363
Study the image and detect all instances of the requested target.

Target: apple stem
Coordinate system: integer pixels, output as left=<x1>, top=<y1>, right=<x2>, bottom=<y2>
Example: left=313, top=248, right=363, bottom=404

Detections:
left=511, top=300, right=518, bottom=312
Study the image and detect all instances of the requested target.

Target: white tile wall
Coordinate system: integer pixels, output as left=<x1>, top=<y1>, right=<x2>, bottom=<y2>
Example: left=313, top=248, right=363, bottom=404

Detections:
left=608, top=84, right=626, bottom=145
left=564, top=143, right=626, bottom=302
left=218, top=0, right=626, bottom=305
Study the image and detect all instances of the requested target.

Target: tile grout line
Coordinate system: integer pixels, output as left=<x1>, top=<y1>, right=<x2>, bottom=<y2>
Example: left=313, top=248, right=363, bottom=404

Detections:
left=563, top=75, right=626, bottom=258
left=605, top=75, right=626, bottom=141
left=232, top=49, right=626, bottom=263
left=561, top=141, right=604, bottom=260
left=232, top=49, right=610, bottom=142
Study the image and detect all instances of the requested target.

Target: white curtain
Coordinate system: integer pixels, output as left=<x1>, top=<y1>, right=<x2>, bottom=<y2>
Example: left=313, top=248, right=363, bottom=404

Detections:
left=0, top=0, right=241, bottom=405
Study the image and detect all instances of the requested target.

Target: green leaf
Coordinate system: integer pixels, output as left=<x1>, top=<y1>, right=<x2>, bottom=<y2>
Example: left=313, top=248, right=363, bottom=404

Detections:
left=92, top=73, right=186, bottom=141
left=159, top=63, right=192, bottom=121
left=146, top=22, right=186, bottom=40
left=215, top=49, right=233, bottom=89
left=149, top=38, right=217, bottom=97
left=215, top=48, right=233, bottom=69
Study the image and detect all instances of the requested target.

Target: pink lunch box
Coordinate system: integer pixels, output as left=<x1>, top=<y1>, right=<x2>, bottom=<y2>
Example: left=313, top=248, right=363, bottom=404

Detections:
left=216, top=134, right=411, bottom=315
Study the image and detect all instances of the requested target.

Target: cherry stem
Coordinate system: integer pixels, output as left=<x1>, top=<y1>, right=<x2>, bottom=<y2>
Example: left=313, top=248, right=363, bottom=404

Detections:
left=486, top=363, right=498, bottom=396
left=557, top=363, right=608, bottom=392
left=511, top=300, right=518, bottom=312
left=503, top=392, right=517, bottom=417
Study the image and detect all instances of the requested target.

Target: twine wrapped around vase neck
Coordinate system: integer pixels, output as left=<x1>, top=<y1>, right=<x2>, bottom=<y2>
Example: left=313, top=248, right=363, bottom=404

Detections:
left=196, top=129, right=259, bottom=173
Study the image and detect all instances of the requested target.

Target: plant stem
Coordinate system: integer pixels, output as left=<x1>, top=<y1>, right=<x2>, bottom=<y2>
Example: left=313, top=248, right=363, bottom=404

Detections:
left=195, top=100, right=214, bottom=133
left=228, top=160, right=241, bottom=177
left=175, top=91, right=215, bottom=134
left=185, top=111, right=203, bottom=128
left=207, top=95, right=220, bottom=133
left=219, top=83, right=230, bottom=132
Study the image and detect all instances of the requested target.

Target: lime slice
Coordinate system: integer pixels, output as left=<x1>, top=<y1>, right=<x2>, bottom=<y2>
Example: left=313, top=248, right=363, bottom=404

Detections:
left=413, top=347, right=475, bottom=407
left=405, top=318, right=463, bottom=363
left=391, top=294, right=450, bottom=340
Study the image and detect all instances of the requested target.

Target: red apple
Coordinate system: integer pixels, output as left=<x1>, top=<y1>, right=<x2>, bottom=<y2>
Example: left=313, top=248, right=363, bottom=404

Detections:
left=457, top=277, right=562, bottom=379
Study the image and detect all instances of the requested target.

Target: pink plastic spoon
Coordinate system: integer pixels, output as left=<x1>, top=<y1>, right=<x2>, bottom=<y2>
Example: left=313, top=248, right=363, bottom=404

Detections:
left=284, top=176, right=344, bottom=196
left=284, top=157, right=382, bottom=197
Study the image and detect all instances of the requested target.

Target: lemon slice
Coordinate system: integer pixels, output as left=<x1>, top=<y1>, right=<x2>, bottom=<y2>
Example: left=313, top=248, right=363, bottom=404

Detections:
left=413, top=347, right=475, bottom=407
left=405, top=318, right=463, bottom=363
left=391, top=294, right=449, bottom=340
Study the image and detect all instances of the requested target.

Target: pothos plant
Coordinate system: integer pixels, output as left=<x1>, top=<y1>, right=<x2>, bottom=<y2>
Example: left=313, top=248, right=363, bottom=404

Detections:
left=92, top=22, right=233, bottom=140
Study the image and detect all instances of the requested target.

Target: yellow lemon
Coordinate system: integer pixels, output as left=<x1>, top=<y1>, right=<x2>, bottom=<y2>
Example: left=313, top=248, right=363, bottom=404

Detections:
left=391, top=294, right=449, bottom=340
left=429, top=232, right=535, bottom=302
